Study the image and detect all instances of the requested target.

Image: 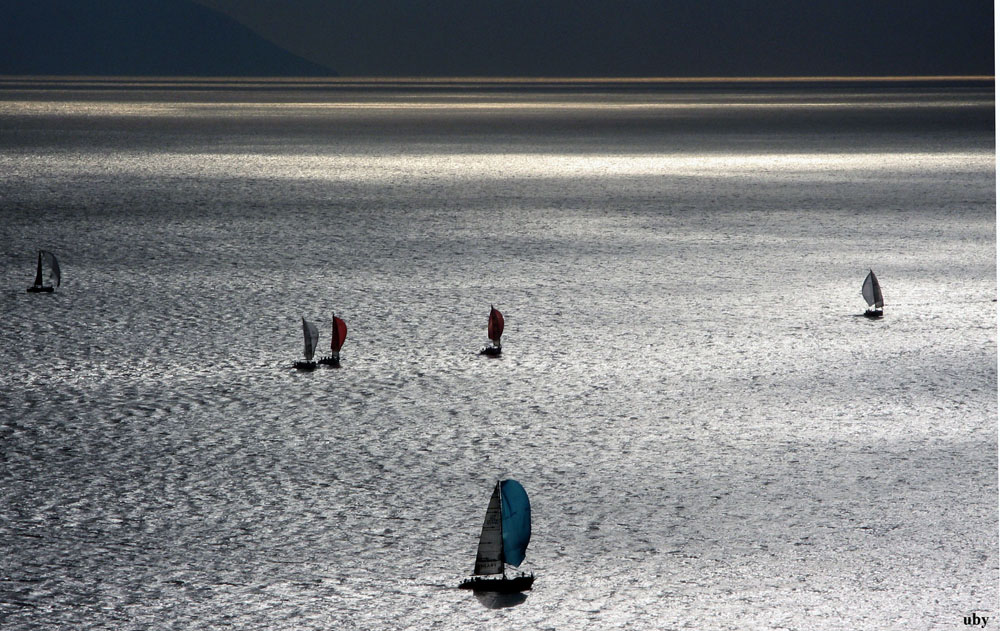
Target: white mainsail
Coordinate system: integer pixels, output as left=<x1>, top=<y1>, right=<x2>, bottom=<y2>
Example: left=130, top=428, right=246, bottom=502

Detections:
left=862, top=270, right=883, bottom=308
left=302, top=317, right=319, bottom=361
left=473, top=483, right=504, bottom=575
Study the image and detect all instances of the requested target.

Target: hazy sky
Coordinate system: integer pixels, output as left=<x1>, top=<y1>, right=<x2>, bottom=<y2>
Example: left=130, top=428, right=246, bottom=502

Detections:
left=1, top=0, right=993, bottom=77
left=194, top=0, right=994, bottom=77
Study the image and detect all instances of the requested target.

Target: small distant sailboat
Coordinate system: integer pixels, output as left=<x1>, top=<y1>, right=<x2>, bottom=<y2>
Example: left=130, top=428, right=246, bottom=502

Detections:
left=862, top=269, right=884, bottom=318
left=294, top=317, right=320, bottom=370
left=26, top=250, right=60, bottom=293
left=459, top=479, right=534, bottom=593
left=318, top=312, right=347, bottom=367
left=479, top=305, right=504, bottom=356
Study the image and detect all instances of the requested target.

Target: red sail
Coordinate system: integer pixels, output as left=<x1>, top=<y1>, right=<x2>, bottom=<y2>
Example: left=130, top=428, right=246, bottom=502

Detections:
left=487, top=306, right=504, bottom=342
left=331, top=316, right=347, bottom=352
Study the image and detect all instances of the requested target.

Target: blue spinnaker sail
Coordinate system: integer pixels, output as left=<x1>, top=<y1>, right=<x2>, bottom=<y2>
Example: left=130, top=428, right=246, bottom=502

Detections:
left=500, top=479, right=531, bottom=567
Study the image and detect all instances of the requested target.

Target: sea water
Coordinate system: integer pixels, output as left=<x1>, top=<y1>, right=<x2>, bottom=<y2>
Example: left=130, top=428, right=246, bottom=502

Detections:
left=0, top=79, right=995, bottom=630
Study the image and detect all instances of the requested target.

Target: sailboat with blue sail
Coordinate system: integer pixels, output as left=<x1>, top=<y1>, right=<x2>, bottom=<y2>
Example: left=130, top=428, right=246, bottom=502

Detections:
left=459, top=479, right=534, bottom=592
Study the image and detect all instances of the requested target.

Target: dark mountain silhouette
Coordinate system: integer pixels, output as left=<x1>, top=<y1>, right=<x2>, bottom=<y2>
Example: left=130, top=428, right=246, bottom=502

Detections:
left=1, top=0, right=335, bottom=76
left=198, top=0, right=993, bottom=77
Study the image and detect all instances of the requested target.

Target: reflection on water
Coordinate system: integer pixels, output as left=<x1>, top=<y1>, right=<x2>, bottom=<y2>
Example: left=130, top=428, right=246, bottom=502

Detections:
left=474, top=591, right=529, bottom=609
left=0, top=80, right=995, bottom=631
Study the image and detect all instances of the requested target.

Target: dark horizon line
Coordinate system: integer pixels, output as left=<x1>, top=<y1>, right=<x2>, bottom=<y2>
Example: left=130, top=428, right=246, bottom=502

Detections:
left=0, top=74, right=993, bottom=93
left=0, top=74, right=993, bottom=81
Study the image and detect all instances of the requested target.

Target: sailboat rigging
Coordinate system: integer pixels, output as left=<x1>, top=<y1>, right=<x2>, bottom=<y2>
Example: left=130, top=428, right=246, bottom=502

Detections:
left=459, top=479, right=534, bottom=592
left=294, top=317, right=320, bottom=370
left=26, top=250, right=60, bottom=293
left=318, top=312, right=347, bottom=367
left=479, top=305, right=504, bottom=356
left=861, top=269, right=884, bottom=318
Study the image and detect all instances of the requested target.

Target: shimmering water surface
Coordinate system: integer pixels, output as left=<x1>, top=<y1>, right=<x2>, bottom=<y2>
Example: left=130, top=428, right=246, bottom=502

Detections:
left=0, top=80, right=996, bottom=630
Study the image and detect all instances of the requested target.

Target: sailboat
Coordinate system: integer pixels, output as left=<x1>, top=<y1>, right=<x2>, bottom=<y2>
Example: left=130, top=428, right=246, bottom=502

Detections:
left=294, top=317, right=320, bottom=370
left=861, top=269, right=884, bottom=318
left=26, top=250, right=60, bottom=293
left=318, top=312, right=347, bottom=367
left=479, top=305, right=504, bottom=356
left=459, top=479, right=535, bottom=592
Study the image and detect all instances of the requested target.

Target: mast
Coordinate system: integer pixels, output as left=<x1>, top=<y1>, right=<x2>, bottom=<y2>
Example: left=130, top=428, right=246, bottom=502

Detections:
left=331, top=312, right=339, bottom=359
left=499, top=481, right=506, bottom=578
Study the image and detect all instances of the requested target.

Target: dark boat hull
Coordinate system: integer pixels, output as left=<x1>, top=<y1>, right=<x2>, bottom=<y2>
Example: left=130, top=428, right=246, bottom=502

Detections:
left=317, top=356, right=341, bottom=367
left=479, top=346, right=502, bottom=356
left=294, top=361, right=317, bottom=370
left=863, top=309, right=884, bottom=319
left=27, top=286, right=54, bottom=293
left=458, top=574, right=534, bottom=592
